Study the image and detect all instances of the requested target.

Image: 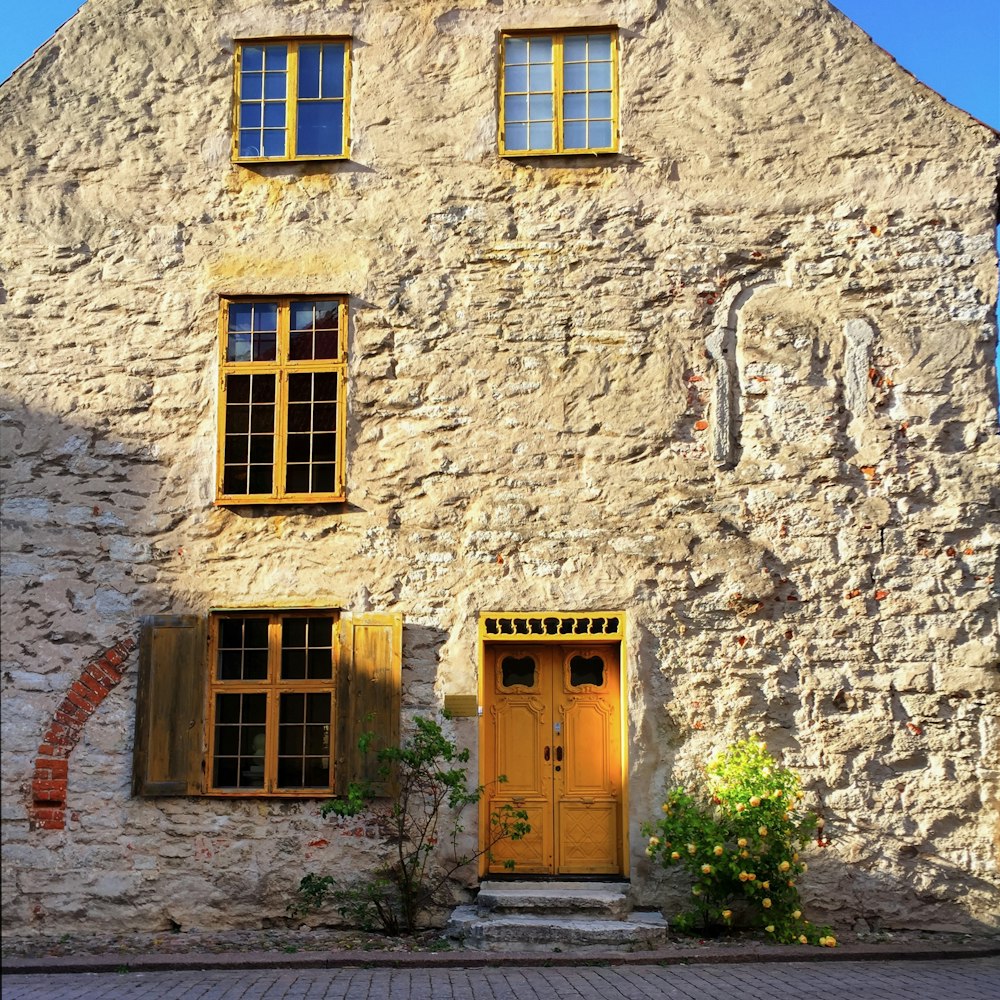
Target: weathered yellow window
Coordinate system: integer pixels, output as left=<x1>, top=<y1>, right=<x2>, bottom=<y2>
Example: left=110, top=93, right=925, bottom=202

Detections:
left=499, top=29, right=618, bottom=156
left=233, top=38, right=350, bottom=161
left=207, top=611, right=337, bottom=795
left=217, top=297, right=347, bottom=504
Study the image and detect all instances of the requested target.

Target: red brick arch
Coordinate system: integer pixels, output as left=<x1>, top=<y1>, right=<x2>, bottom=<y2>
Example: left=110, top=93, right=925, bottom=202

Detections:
left=29, top=636, right=137, bottom=831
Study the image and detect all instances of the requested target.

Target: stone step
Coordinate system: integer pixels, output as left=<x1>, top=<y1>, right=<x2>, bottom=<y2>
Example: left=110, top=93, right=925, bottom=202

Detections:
left=475, top=880, right=630, bottom=918
left=446, top=907, right=669, bottom=953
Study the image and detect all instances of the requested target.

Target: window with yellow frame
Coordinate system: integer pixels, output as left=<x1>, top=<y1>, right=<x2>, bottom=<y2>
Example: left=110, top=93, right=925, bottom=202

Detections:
left=216, top=297, right=347, bottom=504
left=499, top=29, right=618, bottom=155
left=233, top=38, right=350, bottom=161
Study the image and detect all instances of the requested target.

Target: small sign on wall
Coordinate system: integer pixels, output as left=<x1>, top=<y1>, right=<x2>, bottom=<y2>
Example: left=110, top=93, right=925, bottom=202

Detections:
left=444, top=694, right=479, bottom=718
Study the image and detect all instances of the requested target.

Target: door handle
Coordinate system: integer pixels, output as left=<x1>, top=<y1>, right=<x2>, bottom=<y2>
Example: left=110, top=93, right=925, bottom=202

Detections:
left=544, top=746, right=551, bottom=761
left=555, top=746, right=563, bottom=762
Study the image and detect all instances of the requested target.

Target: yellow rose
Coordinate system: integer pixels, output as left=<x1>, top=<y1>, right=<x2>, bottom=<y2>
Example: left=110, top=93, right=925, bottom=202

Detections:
left=799, top=935, right=808, bottom=945
left=713, top=845, right=724, bottom=856
left=747, top=873, right=756, bottom=881
left=662, top=803, right=671, bottom=813
left=645, top=847, right=653, bottom=856
left=687, top=843, right=697, bottom=854
left=740, top=849, right=750, bottom=858
left=737, top=837, right=748, bottom=847
left=701, top=864, right=713, bottom=875
left=671, top=851, right=681, bottom=861
left=787, top=880, right=795, bottom=887
left=792, top=852, right=799, bottom=862
left=648, top=836, right=660, bottom=846
left=735, top=803, right=746, bottom=812
left=826, top=937, right=837, bottom=948
left=792, top=909, right=801, bottom=919
left=758, top=826, right=768, bottom=836
left=778, top=861, right=791, bottom=872
left=762, top=898, right=772, bottom=908
left=722, top=909, right=732, bottom=920
left=749, top=796, right=761, bottom=807
left=762, top=881, right=770, bottom=889
left=774, top=789, right=783, bottom=798
left=758, top=742, right=767, bottom=751
left=738, top=871, right=750, bottom=882
left=765, top=924, right=775, bottom=933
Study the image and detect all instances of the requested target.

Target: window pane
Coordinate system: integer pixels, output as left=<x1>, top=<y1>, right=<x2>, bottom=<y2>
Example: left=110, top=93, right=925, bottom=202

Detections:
left=501, top=656, right=536, bottom=688
left=213, top=692, right=266, bottom=789
left=263, top=72, right=286, bottom=100
left=264, top=45, right=287, bottom=70
left=240, top=73, right=262, bottom=100
left=296, top=102, right=343, bottom=156
left=504, top=63, right=528, bottom=92
left=278, top=692, right=331, bottom=789
left=570, top=654, right=605, bottom=687
left=563, top=121, right=587, bottom=149
left=589, top=61, right=612, bottom=90
left=505, top=95, right=528, bottom=123
left=285, top=465, right=310, bottom=493
left=253, top=333, right=277, bottom=362
left=248, top=465, right=273, bottom=494
left=564, top=62, right=586, bottom=91
left=505, top=37, right=528, bottom=63
left=227, top=333, right=252, bottom=363
left=589, top=91, right=612, bottom=119
left=311, top=464, right=336, bottom=492
left=238, top=131, right=262, bottom=157
left=528, top=63, right=552, bottom=92
left=242, top=46, right=264, bottom=72
left=262, top=129, right=285, bottom=157
left=240, top=103, right=262, bottom=129
left=298, top=44, right=321, bottom=99
left=528, top=94, right=553, bottom=122
left=263, top=103, right=286, bottom=128
left=564, top=35, right=588, bottom=61
left=528, top=122, right=552, bottom=150
left=505, top=123, right=528, bottom=150
left=589, top=120, right=613, bottom=148
left=563, top=93, right=586, bottom=120
left=528, top=36, right=552, bottom=61
left=254, top=303, right=277, bottom=331
left=587, top=34, right=612, bottom=60
left=320, top=43, right=345, bottom=98
left=229, top=304, right=253, bottom=332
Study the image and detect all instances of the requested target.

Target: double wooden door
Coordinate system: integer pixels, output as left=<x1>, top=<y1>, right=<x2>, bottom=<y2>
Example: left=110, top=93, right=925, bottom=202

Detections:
left=482, top=643, right=622, bottom=875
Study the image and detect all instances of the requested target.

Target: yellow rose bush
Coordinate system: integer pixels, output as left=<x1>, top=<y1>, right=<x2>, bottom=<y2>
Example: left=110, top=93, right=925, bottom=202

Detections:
left=641, top=738, right=833, bottom=944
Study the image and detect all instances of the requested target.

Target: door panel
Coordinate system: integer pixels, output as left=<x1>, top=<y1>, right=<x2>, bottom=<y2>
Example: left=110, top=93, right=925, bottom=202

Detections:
left=484, top=643, right=621, bottom=875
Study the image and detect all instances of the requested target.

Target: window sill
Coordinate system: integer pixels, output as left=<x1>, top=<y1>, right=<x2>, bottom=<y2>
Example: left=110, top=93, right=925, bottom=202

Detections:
left=214, top=495, right=347, bottom=507
left=234, top=154, right=351, bottom=165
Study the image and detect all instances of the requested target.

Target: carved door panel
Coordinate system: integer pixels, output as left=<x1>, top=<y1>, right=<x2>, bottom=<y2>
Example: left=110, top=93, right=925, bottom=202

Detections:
left=484, top=644, right=621, bottom=875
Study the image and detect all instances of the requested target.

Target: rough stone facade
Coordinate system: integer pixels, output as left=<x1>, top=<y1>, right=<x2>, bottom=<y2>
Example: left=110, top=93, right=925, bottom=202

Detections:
left=2, top=0, right=998, bottom=938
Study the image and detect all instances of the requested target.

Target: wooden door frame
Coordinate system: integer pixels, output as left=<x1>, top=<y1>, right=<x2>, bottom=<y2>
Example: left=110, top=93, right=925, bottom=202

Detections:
left=476, top=611, right=629, bottom=878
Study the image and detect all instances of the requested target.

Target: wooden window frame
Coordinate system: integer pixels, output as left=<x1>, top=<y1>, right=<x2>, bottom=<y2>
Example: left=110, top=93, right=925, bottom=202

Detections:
left=232, top=37, right=352, bottom=163
left=206, top=610, right=339, bottom=798
left=216, top=295, right=348, bottom=505
left=498, top=27, right=619, bottom=157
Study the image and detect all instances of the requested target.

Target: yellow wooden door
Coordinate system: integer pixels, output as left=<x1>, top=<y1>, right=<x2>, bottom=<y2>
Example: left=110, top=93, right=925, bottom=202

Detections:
left=484, top=644, right=622, bottom=875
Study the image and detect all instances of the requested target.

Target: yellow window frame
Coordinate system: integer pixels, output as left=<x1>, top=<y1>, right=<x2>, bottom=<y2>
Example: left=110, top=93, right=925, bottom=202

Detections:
left=232, top=37, right=352, bottom=163
left=206, top=610, right=339, bottom=797
left=498, top=27, right=619, bottom=157
left=216, top=296, right=348, bottom=505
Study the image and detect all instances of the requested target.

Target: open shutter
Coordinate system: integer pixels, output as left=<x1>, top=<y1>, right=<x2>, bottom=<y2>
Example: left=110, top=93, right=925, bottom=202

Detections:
left=336, top=612, right=402, bottom=796
left=132, top=615, right=206, bottom=796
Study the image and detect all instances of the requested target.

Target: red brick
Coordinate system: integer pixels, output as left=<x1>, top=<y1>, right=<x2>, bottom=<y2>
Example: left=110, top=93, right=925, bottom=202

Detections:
left=32, top=807, right=64, bottom=821
left=86, top=662, right=120, bottom=688
left=104, top=648, right=123, bottom=667
left=67, top=689, right=98, bottom=716
left=55, top=709, right=83, bottom=729
left=37, top=743, right=63, bottom=758
left=79, top=672, right=110, bottom=700
left=98, top=657, right=124, bottom=681
left=36, top=758, right=68, bottom=778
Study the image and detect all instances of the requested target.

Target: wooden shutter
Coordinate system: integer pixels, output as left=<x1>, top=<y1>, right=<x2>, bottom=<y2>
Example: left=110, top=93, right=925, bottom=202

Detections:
left=132, top=615, right=206, bottom=796
left=336, top=612, right=402, bottom=796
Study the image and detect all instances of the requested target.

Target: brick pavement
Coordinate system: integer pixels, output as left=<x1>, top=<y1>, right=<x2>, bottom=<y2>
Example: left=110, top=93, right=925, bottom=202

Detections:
left=4, top=958, right=1000, bottom=1000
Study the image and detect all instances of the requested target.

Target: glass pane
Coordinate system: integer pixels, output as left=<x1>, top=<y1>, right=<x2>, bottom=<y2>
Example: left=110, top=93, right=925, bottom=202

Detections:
left=242, top=692, right=267, bottom=724
left=277, top=759, right=303, bottom=787
left=528, top=37, right=552, bottom=61
left=505, top=123, right=528, bottom=150
left=501, top=656, right=535, bottom=688
left=264, top=45, right=287, bottom=70
left=242, top=46, right=264, bottom=72
left=249, top=436, right=274, bottom=463
left=590, top=92, right=612, bottom=119
left=280, top=724, right=304, bottom=755
left=222, top=466, right=247, bottom=493
left=564, top=36, right=588, bottom=61
left=320, top=43, right=345, bottom=98
left=564, top=62, right=586, bottom=91
left=306, top=692, right=331, bottom=724
left=248, top=465, right=273, bottom=493
left=563, top=121, right=587, bottom=149
left=528, top=122, right=552, bottom=150
left=281, top=692, right=305, bottom=724
left=314, top=373, right=338, bottom=401
left=215, top=726, right=239, bottom=756
left=251, top=376, right=276, bottom=402
left=528, top=63, right=552, bottom=92
left=505, top=37, right=528, bottom=63
left=589, top=61, right=612, bottom=90
left=240, top=73, right=262, bottom=100
left=504, top=95, right=528, bottom=123
left=302, top=758, right=329, bottom=787
left=588, top=34, right=612, bottom=60
left=240, top=103, right=262, bottom=129
left=214, top=758, right=238, bottom=788
left=298, top=44, right=321, bottom=99
left=528, top=94, right=553, bottom=122
left=227, top=333, right=251, bottom=362
left=216, top=692, right=241, bottom=723
left=263, top=103, right=285, bottom=128
left=253, top=333, right=276, bottom=362
left=314, top=302, right=339, bottom=328
left=213, top=692, right=266, bottom=789
left=238, top=131, right=262, bottom=157
left=312, top=432, right=337, bottom=460
left=313, top=329, right=339, bottom=359
left=307, top=648, right=332, bottom=679
left=286, top=434, right=310, bottom=463
left=285, top=465, right=310, bottom=493
left=563, top=93, right=586, bottom=120
left=229, top=304, right=253, bottom=332
left=283, top=617, right=306, bottom=646
left=255, top=303, right=277, bottom=331
left=290, top=302, right=314, bottom=330
left=589, top=120, right=613, bottom=148
left=311, top=463, right=336, bottom=491
left=262, top=129, right=285, bottom=157
left=263, top=72, right=286, bottom=100
left=570, top=655, right=604, bottom=687
left=296, top=101, right=343, bottom=156
left=504, top=63, right=528, bottom=92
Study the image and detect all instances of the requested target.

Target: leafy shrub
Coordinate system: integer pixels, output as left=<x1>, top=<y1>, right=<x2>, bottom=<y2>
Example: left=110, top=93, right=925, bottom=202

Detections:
left=295, top=716, right=529, bottom=935
left=642, top=738, right=835, bottom=946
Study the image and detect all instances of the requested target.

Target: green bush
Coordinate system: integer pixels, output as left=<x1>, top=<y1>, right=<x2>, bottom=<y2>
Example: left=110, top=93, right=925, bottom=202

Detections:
left=642, top=738, right=835, bottom=946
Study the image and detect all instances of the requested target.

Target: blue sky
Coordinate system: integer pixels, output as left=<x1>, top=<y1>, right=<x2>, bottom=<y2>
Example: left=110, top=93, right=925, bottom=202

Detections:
left=2, top=1, right=998, bottom=128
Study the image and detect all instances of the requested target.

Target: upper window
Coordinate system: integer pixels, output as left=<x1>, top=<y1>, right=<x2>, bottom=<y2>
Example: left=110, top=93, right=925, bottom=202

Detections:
left=499, top=29, right=618, bottom=156
left=234, top=38, right=350, bottom=161
left=217, top=297, right=347, bottom=504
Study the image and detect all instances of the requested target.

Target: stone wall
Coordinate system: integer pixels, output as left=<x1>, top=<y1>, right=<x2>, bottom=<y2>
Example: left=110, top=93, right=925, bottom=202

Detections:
left=1, top=0, right=998, bottom=936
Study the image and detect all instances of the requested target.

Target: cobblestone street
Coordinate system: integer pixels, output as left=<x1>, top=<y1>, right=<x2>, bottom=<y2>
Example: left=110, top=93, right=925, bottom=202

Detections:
left=5, top=958, right=1000, bottom=1000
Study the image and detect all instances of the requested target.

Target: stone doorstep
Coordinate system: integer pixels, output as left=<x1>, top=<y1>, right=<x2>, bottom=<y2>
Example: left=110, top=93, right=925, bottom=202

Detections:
left=447, top=907, right=670, bottom=952
left=475, top=880, right=631, bottom=918
left=447, top=881, right=669, bottom=952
